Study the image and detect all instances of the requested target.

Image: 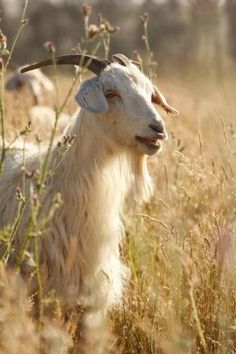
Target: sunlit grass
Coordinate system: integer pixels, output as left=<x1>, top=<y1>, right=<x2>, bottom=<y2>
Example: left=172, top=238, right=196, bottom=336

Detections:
left=108, top=71, right=236, bottom=353
left=0, top=63, right=235, bottom=353
left=0, top=0, right=236, bottom=351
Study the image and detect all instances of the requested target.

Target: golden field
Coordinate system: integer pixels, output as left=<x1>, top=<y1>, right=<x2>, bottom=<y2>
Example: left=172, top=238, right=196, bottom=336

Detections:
left=0, top=66, right=235, bottom=354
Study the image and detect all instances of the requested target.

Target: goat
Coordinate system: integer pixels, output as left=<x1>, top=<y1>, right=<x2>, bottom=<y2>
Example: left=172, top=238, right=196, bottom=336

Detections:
left=6, top=68, right=70, bottom=139
left=29, top=105, right=70, bottom=138
left=6, top=67, right=54, bottom=105
left=0, top=53, right=178, bottom=346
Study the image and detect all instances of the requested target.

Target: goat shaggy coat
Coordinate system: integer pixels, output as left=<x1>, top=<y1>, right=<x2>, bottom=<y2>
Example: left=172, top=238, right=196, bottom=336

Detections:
left=0, top=59, right=177, bottom=321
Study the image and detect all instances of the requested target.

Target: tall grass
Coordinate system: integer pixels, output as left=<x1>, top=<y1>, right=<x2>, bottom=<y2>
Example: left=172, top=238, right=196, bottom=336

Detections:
left=0, top=2, right=236, bottom=353
left=109, top=71, right=236, bottom=353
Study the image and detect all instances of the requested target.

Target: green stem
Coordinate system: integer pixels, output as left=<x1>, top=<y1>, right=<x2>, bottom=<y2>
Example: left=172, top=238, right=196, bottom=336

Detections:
left=15, top=214, right=34, bottom=270
left=0, top=69, right=5, bottom=173
left=5, top=0, right=29, bottom=69
left=1, top=197, right=29, bottom=263
left=102, top=33, right=110, bottom=60
left=143, top=22, right=151, bottom=54
left=33, top=219, right=44, bottom=328
left=0, top=0, right=30, bottom=173
left=188, top=279, right=208, bottom=353
left=38, top=54, right=60, bottom=191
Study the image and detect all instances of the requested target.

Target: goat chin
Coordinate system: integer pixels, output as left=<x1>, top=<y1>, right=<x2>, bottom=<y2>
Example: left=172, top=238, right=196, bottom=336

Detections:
left=0, top=108, right=153, bottom=315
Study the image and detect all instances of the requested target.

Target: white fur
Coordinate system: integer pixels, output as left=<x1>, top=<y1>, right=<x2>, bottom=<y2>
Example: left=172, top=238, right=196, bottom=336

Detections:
left=6, top=68, right=54, bottom=104
left=6, top=68, right=70, bottom=138
left=29, top=105, right=70, bottom=138
left=0, top=61, right=169, bottom=316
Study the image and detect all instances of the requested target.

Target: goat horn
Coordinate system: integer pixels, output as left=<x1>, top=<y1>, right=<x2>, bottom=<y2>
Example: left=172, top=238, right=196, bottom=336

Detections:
left=112, top=53, right=130, bottom=66
left=152, top=85, right=179, bottom=116
left=112, top=53, right=141, bottom=69
left=20, top=54, right=110, bottom=75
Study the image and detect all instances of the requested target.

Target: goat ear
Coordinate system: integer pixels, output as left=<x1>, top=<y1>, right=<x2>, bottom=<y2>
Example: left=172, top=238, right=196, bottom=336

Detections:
left=152, top=85, right=179, bottom=116
left=75, top=77, right=108, bottom=113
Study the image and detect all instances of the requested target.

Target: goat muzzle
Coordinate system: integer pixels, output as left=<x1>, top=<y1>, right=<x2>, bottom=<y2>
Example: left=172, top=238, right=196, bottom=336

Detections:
left=149, top=124, right=168, bottom=140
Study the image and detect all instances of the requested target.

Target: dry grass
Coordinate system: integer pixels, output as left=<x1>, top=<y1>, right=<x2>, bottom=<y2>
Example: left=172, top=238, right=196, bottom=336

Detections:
left=0, top=67, right=236, bottom=354
left=110, top=69, right=236, bottom=354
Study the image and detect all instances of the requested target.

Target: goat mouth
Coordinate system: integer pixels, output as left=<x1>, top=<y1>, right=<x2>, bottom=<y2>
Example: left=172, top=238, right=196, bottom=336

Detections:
left=149, top=125, right=167, bottom=140
left=135, top=135, right=161, bottom=150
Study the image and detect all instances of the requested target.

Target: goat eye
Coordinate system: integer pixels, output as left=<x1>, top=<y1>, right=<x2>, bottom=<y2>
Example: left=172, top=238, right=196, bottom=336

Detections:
left=105, top=91, right=120, bottom=99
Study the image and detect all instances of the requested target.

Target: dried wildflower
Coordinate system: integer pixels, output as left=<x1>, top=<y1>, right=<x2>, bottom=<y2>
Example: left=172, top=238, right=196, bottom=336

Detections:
left=57, top=134, right=76, bottom=148
left=31, top=192, right=39, bottom=206
left=33, top=169, right=40, bottom=178
left=81, top=3, right=92, bottom=17
left=140, top=12, right=149, bottom=24
left=35, top=134, right=42, bottom=144
left=21, top=166, right=40, bottom=179
left=68, top=134, right=76, bottom=144
left=74, top=42, right=82, bottom=54
left=57, top=141, right=62, bottom=148
left=0, top=56, right=3, bottom=70
left=16, top=187, right=23, bottom=201
left=19, top=122, right=32, bottom=136
left=21, top=165, right=26, bottom=173
left=44, top=41, right=56, bottom=55
left=0, top=30, right=7, bottom=51
left=88, top=24, right=100, bottom=39
left=53, top=193, right=63, bottom=208
left=27, top=120, right=32, bottom=131
left=133, top=50, right=142, bottom=64
left=21, top=18, right=29, bottom=26
left=98, top=14, right=119, bottom=35
left=107, top=26, right=120, bottom=34
left=21, top=166, right=30, bottom=178
left=99, top=24, right=106, bottom=34
left=63, top=134, right=76, bottom=146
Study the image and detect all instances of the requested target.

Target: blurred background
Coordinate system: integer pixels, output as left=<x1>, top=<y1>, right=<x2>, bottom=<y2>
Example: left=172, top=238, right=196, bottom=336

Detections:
left=0, top=3, right=236, bottom=353
left=0, top=0, right=235, bottom=77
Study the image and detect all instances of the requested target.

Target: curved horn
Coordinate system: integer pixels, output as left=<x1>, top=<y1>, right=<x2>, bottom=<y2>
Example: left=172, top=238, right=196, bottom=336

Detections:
left=112, top=53, right=130, bottom=66
left=20, top=54, right=110, bottom=75
left=152, top=85, right=179, bottom=116
left=112, top=53, right=141, bottom=68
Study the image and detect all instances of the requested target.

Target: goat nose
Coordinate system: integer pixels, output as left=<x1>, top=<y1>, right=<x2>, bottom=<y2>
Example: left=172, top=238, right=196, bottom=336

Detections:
left=150, top=120, right=164, bottom=132
left=149, top=122, right=167, bottom=140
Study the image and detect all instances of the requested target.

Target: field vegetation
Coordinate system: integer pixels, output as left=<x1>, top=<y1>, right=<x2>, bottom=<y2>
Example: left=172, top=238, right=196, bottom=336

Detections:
left=0, top=1, right=235, bottom=353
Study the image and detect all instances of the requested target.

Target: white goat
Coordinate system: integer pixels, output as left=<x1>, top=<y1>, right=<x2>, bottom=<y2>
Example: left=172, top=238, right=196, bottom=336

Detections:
left=6, top=67, right=54, bottom=104
left=29, top=105, right=70, bottom=138
left=6, top=68, right=70, bottom=139
left=0, top=54, right=178, bottom=340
